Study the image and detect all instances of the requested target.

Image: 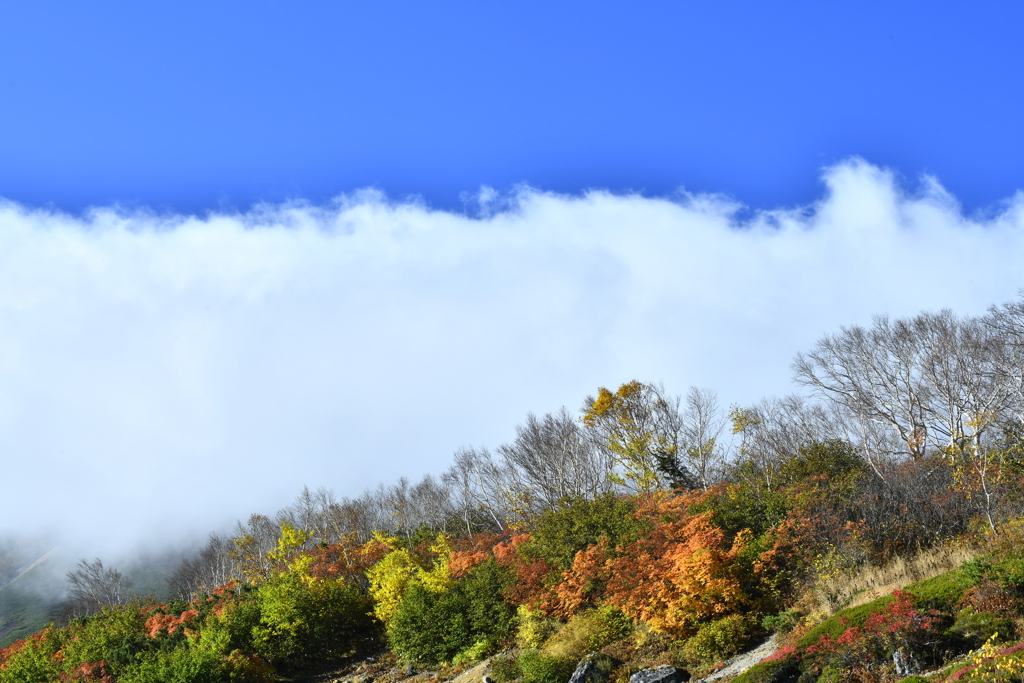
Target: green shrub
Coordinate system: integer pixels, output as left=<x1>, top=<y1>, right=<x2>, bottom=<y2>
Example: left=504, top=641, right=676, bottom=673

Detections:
left=389, top=559, right=515, bottom=665
left=490, top=651, right=524, bottom=683
left=0, top=629, right=66, bottom=683
left=761, top=609, right=800, bottom=634
left=251, top=572, right=376, bottom=669
left=945, top=609, right=1012, bottom=650
left=542, top=606, right=632, bottom=662
left=527, top=495, right=645, bottom=570
left=119, top=646, right=229, bottom=683
left=59, top=604, right=152, bottom=674
left=960, top=557, right=994, bottom=584
left=778, top=439, right=866, bottom=489
left=452, top=640, right=490, bottom=667
left=907, top=569, right=974, bottom=611
left=516, top=604, right=560, bottom=648
left=727, top=658, right=798, bottom=683
left=990, top=550, right=1024, bottom=587
left=517, top=648, right=576, bottom=683
left=796, top=594, right=896, bottom=648
left=679, top=614, right=759, bottom=668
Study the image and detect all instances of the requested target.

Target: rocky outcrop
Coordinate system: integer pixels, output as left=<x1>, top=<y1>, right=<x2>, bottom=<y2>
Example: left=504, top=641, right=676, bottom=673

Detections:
left=629, top=666, right=690, bottom=683
left=568, top=655, right=607, bottom=683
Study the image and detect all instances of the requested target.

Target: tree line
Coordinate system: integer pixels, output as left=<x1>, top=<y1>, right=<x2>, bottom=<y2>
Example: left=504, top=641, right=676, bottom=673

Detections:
left=66, top=293, right=1024, bottom=607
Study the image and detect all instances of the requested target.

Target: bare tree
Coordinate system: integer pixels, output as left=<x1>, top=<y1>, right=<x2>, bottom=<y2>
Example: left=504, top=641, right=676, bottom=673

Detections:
left=408, top=474, right=455, bottom=535
left=443, top=447, right=510, bottom=533
left=231, top=514, right=280, bottom=583
left=497, top=408, right=614, bottom=512
left=65, top=558, right=134, bottom=618
left=986, top=294, right=1024, bottom=426
left=794, top=315, right=931, bottom=459
left=729, top=394, right=850, bottom=491
left=796, top=308, right=1023, bottom=462
left=680, top=387, right=727, bottom=490
left=168, top=533, right=239, bottom=600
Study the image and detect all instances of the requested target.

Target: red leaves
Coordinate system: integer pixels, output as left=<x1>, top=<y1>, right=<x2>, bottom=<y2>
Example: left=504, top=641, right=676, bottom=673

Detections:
left=493, top=533, right=557, bottom=608
left=803, top=590, right=946, bottom=677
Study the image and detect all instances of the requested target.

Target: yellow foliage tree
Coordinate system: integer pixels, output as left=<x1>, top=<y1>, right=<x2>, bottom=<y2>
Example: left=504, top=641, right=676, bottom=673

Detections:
left=582, top=380, right=681, bottom=493
left=268, top=520, right=316, bottom=581
left=365, top=532, right=453, bottom=625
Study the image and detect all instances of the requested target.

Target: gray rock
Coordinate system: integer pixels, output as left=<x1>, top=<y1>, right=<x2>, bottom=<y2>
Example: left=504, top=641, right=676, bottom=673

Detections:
left=406, top=665, right=416, bottom=676
left=629, top=667, right=689, bottom=683
left=568, top=656, right=606, bottom=683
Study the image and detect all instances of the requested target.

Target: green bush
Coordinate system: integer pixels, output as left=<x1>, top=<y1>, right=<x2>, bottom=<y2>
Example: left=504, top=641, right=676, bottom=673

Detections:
left=490, top=652, right=524, bottom=683
left=778, top=439, right=866, bottom=490
left=907, top=569, right=975, bottom=612
left=728, top=659, right=799, bottom=683
left=516, top=604, right=560, bottom=648
left=541, top=606, right=633, bottom=661
left=120, top=646, right=229, bottom=683
left=251, top=573, right=376, bottom=669
left=761, top=609, right=800, bottom=634
left=796, top=594, right=895, bottom=648
left=59, top=604, right=152, bottom=674
left=0, top=629, right=66, bottom=683
left=527, top=494, right=645, bottom=570
left=944, top=608, right=1013, bottom=651
left=389, top=559, right=515, bottom=665
left=517, top=648, right=576, bottom=683
left=679, top=614, right=759, bottom=668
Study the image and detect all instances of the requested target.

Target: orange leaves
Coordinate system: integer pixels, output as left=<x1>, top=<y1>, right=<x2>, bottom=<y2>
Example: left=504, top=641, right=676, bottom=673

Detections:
left=604, top=507, right=749, bottom=636
left=532, top=493, right=751, bottom=636
left=144, top=609, right=199, bottom=638
left=307, top=535, right=388, bottom=584
left=449, top=532, right=505, bottom=578
left=487, top=492, right=754, bottom=635
left=446, top=532, right=501, bottom=581
left=550, top=538, right=612, bottom=619
left=449, top=550, right=489, bottom=579
left=59, top=659, right=114, bottom=682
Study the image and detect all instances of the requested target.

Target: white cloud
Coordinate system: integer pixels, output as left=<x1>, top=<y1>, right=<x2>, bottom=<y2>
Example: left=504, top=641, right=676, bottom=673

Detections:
left=2, top=158, right=1023, bottom=551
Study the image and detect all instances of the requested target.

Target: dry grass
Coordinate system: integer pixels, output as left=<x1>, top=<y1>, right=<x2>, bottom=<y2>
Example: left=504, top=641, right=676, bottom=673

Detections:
left=809, top=541, right=982, bottom=616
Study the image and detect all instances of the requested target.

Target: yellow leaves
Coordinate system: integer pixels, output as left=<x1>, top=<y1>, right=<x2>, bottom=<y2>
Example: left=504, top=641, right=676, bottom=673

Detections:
left=583, top=380, right=674, bottom=494
left=727, top=406, right=760, bottom=436
left=366, top=548, right=419, bottom=625
left=420, top=534, right=454, bottom=593
left=267, top=521, right=318, bottom=583
left=268, top=521, right=313, bottom=566
left=232, top=520, right=316, bottom=586
left=584, top=387, right=618, bottom=424
left=365, top=532, right=454, bottom=626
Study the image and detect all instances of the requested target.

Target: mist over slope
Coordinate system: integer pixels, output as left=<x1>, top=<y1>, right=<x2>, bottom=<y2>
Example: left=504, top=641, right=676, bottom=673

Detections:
left=1, top=159, right=1023, bottom=559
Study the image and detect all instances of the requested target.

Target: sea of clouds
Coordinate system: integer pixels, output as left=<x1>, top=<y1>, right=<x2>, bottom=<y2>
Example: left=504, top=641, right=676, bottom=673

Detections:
left=1, top=158, right=1023, bottom=557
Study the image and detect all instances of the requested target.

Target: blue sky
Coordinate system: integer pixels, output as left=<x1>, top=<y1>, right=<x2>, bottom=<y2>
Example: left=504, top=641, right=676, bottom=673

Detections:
left=2, top=2, right=1022, bottom=214
left=3, top=2, right=1024, bottom=553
